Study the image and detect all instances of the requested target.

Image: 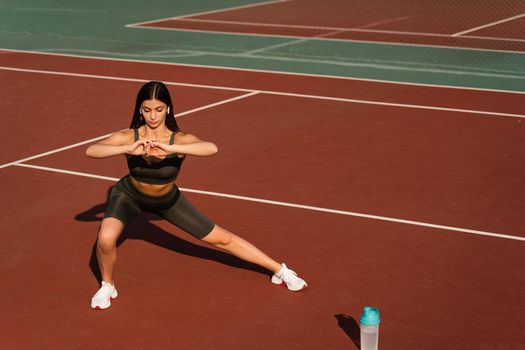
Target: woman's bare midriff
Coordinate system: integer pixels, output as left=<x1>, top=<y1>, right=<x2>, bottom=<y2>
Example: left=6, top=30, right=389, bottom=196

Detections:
left=129, top=176, right=174, bottom=197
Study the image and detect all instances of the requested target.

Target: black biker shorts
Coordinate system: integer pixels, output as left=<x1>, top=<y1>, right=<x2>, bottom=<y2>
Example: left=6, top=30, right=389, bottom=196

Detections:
left=104, top=176, right=215, bottom=239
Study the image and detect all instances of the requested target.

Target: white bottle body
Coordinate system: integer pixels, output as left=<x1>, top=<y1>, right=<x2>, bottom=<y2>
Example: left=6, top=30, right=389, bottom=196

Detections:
left=360, top=324, right=379, bottom=350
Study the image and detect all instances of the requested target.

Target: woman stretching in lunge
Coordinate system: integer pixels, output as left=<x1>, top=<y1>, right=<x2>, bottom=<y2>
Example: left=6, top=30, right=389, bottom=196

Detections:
left=86, top=81, right=307, bottom=309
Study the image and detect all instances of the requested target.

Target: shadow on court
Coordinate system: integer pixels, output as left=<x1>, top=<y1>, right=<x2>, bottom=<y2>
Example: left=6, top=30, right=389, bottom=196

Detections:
left=335, top=314, right=360, bottom=349
left=75, top=186, right=271, bottom=284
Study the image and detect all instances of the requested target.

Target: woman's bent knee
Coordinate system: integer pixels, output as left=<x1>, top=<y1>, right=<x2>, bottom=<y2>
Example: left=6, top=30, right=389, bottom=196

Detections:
left=97, top=218, right=124, bottom=252
left=97, top=231, right=117, bottom=253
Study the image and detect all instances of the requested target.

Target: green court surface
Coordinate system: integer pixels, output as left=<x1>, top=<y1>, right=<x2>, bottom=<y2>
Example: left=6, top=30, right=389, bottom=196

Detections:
left=1, top=0, right=524, bottom=92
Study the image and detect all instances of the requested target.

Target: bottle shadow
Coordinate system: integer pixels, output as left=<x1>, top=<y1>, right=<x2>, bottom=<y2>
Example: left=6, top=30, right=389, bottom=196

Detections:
left=335, top=314, right=360, bottom=349
left=76, top=186, right=271, bottom=284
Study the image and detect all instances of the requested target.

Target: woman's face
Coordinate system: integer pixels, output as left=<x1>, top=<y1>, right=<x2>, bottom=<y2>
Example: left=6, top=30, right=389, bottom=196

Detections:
left=140, top=99, right=168, bottom=128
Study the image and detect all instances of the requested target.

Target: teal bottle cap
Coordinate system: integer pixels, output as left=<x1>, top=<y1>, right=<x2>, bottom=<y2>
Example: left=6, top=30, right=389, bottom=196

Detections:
left=360, top=306, right=380, bottom=325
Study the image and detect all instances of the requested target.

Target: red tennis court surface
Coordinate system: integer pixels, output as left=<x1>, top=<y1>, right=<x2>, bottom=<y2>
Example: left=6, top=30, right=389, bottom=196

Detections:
left=1, top=51, right=524, bottom=349
left=131, top=0, right=525, bottom=52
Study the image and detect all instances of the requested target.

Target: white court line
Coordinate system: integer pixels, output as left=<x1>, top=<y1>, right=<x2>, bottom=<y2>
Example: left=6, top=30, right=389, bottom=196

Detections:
left=3, top=49, right=525, bottom=94
left=244, top=29, right=347, bottom=55
left=453, top=13, right=525, bottom=37
left=34, top=48, right=208, bottom=59
left=173, top=0, right=290, bottom=20
left=0, top=66, right=252, bottom=93
left=356, top=16, right=412, bottom=30
left=130, top=17, right=525, bottom=46
left=12, top=163, right=525, bottom=242
left=0, top=132, right=115, bottom=169
left=0, top=91, right=258, bottom=169
left=126, top=0, right=288, bottom=27
left=174, top=17, right=348, bottom=31
left=1, top=65, right=524, bottom=119
left=14, top=163, right=119, bottom=181
left=460, top=33, right=525, bottom=44
left=126, top=25, right=525, bottom=56
left=173, top=91, right=258, bottom=117
left=32, top=47, right=525, bottom=79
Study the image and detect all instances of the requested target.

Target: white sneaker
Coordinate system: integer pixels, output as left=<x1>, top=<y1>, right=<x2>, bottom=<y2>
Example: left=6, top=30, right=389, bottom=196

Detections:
left=271, top=263, right=308, bottom=291
left=91, top=281, right=118, bottom=310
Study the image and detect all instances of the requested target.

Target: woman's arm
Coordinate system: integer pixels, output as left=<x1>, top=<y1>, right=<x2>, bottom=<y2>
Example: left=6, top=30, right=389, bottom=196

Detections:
left=86, top=130, right=150, bottom=159
left=151, top=133, right=218, bottom=157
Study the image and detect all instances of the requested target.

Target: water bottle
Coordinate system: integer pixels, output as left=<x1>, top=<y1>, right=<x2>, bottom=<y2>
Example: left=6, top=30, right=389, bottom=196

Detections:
left=360, top=306, right=380, bottom=350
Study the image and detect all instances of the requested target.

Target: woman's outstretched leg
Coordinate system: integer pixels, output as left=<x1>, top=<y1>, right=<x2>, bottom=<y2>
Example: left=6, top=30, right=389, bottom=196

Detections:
left=202, top=225, right=307, bottom=291
left=91, top=217, right=124, bottom=309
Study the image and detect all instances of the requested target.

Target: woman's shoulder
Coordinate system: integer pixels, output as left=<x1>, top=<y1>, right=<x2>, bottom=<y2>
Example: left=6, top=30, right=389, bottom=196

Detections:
left=114, top=128, right=135, bottom=140
left=101, top=128, right=134, bottom=145
left=173, top=131, right=201, bottom=144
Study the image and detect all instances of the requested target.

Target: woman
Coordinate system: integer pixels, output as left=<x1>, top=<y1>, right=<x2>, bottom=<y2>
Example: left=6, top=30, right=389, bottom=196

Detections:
left=86, top=81, right=307, bottom=310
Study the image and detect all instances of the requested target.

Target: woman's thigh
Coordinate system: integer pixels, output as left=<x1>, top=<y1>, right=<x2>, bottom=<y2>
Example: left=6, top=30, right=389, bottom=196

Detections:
left=104, top=180, right=142, bottom=227
left=158, top=193, right=215, bottom=239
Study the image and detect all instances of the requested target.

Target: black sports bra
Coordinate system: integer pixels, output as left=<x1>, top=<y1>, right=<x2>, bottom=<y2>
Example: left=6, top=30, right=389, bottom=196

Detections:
left=126, top=128, right=183, bottom=185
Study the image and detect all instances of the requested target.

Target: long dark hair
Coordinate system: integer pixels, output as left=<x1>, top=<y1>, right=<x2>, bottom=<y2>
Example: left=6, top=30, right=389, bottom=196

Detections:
left=129, top=81, right=180, bottom=131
